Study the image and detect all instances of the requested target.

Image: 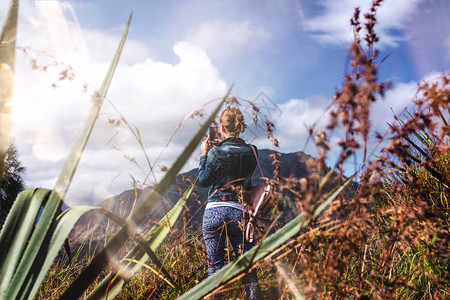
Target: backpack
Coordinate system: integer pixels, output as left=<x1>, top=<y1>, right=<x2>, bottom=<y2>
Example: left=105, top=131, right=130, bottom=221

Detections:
left=245, top=145, right=275, bottom=243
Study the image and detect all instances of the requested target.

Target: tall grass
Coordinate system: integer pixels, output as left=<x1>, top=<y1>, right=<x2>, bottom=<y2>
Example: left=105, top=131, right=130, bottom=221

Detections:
left=0, top=1, right=216, bottom=298
left=1, top=0, right=448, bottom=299
left=263, top=1, right=449, bottom=299
left=173, top=1, right=448, bottom=298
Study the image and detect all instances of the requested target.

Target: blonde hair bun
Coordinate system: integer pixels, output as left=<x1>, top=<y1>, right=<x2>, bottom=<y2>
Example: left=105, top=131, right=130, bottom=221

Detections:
left=220, top=107, right=247, bottom=135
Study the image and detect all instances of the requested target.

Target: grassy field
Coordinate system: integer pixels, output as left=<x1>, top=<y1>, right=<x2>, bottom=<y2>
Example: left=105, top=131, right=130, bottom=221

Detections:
left=36, top=231, right=282, bottom=299
left=1, top=0, right=448, bottom=299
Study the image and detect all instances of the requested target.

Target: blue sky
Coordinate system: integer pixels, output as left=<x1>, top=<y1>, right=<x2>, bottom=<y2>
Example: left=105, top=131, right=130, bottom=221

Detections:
left=66, top=0, right=450, bottom=97
left=1, top=0, right=449, bottom=205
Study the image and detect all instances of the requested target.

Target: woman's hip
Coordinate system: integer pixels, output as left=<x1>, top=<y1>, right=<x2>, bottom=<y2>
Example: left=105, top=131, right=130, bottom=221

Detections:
left=202, top=206, right=244, bottom=234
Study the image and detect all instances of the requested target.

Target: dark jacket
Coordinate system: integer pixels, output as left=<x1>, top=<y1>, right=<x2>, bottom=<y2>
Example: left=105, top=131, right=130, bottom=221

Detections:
left=198, top=137, right=257, bottom=203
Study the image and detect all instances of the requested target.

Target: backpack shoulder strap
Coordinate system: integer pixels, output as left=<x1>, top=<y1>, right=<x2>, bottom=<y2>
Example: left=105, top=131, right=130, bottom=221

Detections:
left=249, top=144, right=264, bottom=178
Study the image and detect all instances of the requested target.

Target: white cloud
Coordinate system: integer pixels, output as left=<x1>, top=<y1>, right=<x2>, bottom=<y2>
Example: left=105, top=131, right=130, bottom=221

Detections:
left=251, top=79, right=421, bottom=165
left=301, top=0, right=425, bottom=48
left=371, top=80, right=418, bottom=133
left=273, top=98, right=328, bottom=150
left=5, top=0, right=442, bottom=207
left=370, top=72, right=447, bottom=137
left=8, top=2, right=228, bottom=206
left=81, top=29, right=151, bottom=65
left=186, top=20, right=271, bottom=61
left=245, top=96, right=330, bottom=157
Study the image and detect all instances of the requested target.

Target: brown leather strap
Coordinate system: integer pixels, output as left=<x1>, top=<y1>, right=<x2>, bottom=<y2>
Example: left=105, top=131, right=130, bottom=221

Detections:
left=246, top=218, right=255, bottom=243
left=249, top=144, right=264, bottom=178
left=247, top=144, right=262, bottom=243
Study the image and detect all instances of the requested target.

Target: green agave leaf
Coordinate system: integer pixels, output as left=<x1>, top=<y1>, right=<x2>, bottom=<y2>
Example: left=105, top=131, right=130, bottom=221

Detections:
left=121, top=258, right=175, bottom=287
left=132, top=234, right=177, bottom=287
left=0, top=0, right=19, bottom=179
left=0, top=189, right=51, bottom=295
left=63, top=90, right=228, bottom=299
left=85, top=178, right=198, bottom=300
left=53, top=14, right=132, bottom=201
left=4, top=14, right=132, bottom=300
left=129, top=89, right=229, bottom=226
left=16, top=205, right=104, bottom=300
left=177, top=176, right=354, bottom=300
left=96, top=210, right=175, bottom=290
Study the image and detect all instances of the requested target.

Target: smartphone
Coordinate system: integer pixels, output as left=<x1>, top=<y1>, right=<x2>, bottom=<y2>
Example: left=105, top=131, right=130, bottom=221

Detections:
left=209, top=124, right=219, bottom=145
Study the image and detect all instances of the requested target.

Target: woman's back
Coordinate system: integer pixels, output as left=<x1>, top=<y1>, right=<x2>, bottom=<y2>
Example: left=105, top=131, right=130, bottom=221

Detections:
left=198, top=137, right=257, bottom=202
left=199, top=106, right=262, bottom=299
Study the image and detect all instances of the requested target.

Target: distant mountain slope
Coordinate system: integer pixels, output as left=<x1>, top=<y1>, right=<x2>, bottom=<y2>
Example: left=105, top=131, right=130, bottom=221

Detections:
left=67, top=149, right=316, bottom=256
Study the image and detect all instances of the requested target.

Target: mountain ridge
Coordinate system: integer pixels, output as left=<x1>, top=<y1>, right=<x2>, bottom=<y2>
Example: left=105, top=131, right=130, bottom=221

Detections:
left=67, top=149, right=317, bottom=257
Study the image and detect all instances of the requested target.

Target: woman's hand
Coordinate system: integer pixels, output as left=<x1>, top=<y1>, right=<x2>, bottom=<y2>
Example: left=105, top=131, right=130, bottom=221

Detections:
left=201, top=135, right=212, bottom=156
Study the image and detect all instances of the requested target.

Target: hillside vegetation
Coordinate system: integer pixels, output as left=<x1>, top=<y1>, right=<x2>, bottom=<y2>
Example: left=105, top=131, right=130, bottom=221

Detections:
left=1, top=0, right=448, bottom=299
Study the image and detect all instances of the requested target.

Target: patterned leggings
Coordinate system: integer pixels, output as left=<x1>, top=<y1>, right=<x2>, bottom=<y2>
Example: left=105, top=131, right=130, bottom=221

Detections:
left=202, top=206, right=262, bottom=300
